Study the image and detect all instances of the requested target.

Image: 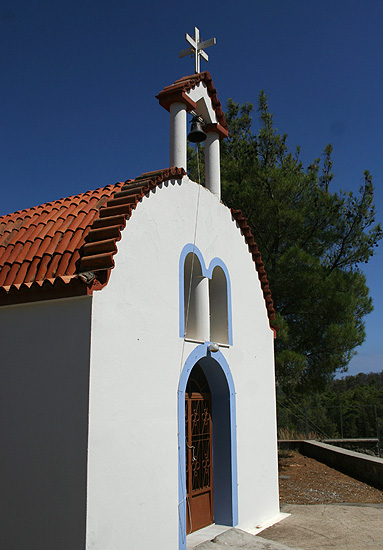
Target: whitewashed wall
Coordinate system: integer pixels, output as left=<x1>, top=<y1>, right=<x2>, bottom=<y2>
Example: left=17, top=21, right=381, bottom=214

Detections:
left=86, top=177, right=279, bottom=550
left=0, top=296, right=92, bottom=550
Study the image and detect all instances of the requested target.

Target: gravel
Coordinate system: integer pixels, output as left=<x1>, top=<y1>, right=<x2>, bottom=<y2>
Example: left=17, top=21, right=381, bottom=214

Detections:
left=278, top=449, right=383, bottom=504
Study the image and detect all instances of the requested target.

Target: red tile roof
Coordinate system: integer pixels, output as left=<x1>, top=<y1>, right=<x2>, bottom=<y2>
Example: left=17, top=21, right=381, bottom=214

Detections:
left=0, top=166, right=275, bottom=323
left=0, top=168, right=185, bottom=304
left=0, top=183, right=122, bottom=292
left=156, top=71, right=228, bottom=136
left=231, top=209, right=275, bottom=322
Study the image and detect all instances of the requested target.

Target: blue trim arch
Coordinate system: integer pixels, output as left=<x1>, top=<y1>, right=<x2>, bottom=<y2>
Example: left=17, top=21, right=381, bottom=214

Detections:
left=179, top=244, right=233, bottom=345
left=178, top=343, right=238, bottom=550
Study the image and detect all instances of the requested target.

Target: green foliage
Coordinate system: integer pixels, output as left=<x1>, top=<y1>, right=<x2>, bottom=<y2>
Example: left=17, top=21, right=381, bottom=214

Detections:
left=277, top=372, right=383, bottom=442
left=191, top=93, right=382, bottom=392
left=187, top=142, right=205, bottom=186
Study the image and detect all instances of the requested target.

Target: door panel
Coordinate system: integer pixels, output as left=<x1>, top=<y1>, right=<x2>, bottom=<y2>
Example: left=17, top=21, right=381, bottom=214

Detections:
left=186, top=389, right=213, bottom=533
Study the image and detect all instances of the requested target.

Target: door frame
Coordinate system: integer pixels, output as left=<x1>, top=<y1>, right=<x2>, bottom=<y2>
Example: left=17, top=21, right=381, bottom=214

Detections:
left=178, top=342, right=238, bottom=550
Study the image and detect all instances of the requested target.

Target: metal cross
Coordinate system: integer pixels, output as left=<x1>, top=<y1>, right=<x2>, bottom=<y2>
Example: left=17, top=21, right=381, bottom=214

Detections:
left=179, top=27, right=216, bottom=74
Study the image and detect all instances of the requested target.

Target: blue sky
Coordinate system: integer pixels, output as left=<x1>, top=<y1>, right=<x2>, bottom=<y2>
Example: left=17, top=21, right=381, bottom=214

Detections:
left=1, top=1, right=382, bottom=377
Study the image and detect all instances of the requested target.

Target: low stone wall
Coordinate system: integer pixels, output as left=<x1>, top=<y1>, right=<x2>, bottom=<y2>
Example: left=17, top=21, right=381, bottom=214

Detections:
left=300, top=440, right=383, bottom=489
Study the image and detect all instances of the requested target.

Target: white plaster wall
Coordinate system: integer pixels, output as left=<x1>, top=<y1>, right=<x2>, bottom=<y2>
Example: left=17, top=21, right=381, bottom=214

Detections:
left=0, top=296, right=92, bottom=550
left=86, top=178, right=279, bottom=550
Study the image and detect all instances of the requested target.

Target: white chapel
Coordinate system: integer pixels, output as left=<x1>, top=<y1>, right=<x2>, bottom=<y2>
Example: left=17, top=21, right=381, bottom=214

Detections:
left=0, top=28, right=281, bottom=550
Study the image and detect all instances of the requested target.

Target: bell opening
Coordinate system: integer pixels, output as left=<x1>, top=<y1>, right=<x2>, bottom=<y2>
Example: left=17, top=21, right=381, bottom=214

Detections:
left=187, top=116, right=207, bottom=143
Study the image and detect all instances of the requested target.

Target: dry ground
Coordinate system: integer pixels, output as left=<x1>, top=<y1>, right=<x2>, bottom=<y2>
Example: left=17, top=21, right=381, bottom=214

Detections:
left=278, top=449, right=383, bottom=504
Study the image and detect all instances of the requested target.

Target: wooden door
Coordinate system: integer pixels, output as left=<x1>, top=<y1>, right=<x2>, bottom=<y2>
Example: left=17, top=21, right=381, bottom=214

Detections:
left=185, top=365, right=213, bottom=533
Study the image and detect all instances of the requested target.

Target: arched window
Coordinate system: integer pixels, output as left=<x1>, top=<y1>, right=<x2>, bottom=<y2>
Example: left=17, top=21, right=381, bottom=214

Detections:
left=209, top=265, right=229, bottom=345
left=180, top=245, right=232, bottom=345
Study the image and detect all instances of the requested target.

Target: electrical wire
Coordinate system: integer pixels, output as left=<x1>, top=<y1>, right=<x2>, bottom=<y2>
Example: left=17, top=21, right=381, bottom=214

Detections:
left=277, top=396, right=331, bottom=440
left=178, top=143, right=202, bottom=538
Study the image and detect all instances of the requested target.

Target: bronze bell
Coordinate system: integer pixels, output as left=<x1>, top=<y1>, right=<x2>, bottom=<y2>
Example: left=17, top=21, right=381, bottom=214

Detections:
left=187, top=116, right=207, bottom=143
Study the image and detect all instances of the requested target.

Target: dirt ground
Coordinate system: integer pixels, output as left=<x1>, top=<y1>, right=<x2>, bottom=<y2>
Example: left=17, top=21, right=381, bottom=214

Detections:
left=278, top=449, right=383, bottom=504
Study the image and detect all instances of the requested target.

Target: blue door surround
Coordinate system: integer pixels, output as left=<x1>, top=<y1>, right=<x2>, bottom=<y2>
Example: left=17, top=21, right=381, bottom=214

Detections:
left=178, top=343, right=238, bottom=550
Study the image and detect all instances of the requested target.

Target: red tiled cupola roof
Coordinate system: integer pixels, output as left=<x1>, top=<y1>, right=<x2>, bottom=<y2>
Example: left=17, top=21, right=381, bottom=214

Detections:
left=0, top=167, right=275, bottom=325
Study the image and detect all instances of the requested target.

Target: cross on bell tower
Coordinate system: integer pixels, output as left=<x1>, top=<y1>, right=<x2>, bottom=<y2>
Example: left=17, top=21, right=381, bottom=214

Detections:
left=157, top=28, right=228, bottom=199
left=179, top=27, right=216, bottom=74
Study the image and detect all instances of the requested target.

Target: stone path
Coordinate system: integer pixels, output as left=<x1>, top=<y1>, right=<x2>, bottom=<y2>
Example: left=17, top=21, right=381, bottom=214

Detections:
left=261, top=503, right=383, bottom=550
left=193, top=528, right=299, bottom=550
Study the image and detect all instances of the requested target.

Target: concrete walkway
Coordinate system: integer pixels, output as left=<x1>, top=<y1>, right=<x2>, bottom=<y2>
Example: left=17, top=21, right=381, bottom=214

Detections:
left=192, top=527, right=300, bottom=549
left=261, top=503, right=383, bottom=550
left=190, top=503, right=383, bottom=549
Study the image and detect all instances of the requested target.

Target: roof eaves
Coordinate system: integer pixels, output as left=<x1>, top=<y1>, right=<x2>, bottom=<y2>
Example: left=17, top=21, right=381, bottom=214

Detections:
left=156, top=71, right=228, bottom=132
left=0, top=183, right=123, bottom=302
left=78, top=167, right=187, bottom=287
left=0, top=275, right=88, bottom=306
left=230, top=208, right=276, bottom=325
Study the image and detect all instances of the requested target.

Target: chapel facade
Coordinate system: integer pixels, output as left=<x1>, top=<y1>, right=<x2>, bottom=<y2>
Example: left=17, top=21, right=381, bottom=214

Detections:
left=0, top=66, right=280, bottom=550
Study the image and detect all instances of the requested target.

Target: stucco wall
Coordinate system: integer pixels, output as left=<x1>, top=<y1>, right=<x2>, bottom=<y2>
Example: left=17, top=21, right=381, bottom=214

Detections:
left=0, top=296, right=92, bottom=550
left=86, top=177, right=279, bottom=550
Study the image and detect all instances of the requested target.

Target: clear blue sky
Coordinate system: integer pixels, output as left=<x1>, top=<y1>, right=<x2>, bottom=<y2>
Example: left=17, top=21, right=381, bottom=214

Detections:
left=1, top=1, right=382, bottom=377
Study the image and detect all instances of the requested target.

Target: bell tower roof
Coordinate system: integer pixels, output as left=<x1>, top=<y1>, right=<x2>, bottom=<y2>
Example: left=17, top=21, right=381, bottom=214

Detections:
left=156, top=71, right=228, bottom=138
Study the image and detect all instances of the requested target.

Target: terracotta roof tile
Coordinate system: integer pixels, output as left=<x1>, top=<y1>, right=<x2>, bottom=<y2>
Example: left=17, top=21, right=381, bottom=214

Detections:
left=25, top=256, right=40, bottom=283
left=230, top=208, right=276, bottom=323
left=24, top=238, right=42, bottom=262
left=0, top=166, right=275, bottom=325
left=43, top=232, right=62, bottom=257
left=0, top=183, right=124, bottom=298
left=35, top=254, right=51, bottom=281
left=0, top=170, right=186, bottom=302
left=67, top=250, right=81, bottom=275
left=0, top=264, right=10, bottom=286
left=4, top=263, right=21, bottom=286
left=56, top=251, right=73, bottom=277
left=78, top=168, right=186, bottom=274
left=44, top=253, right=61, bottom=279
left=14, top=262, right=29, bottom=285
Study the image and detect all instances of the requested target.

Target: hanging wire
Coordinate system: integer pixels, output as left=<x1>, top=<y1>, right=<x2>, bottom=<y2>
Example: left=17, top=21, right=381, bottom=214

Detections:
left=277, top=394, right=331, bottom=440
left=178, top=142, right=203, bottom=538
left=277, top=400, right=308, bottom=427
left=179, top=143, right=202, bottom=375
left=281, top=397, right=331, bottom=440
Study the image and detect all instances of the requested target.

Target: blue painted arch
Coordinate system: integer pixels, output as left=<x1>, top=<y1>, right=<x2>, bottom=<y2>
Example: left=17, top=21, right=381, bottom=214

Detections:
left=178, top=343, right=238, bottom=550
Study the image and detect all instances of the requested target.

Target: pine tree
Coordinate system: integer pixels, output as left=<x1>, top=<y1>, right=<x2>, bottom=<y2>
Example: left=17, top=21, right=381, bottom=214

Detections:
left=191, top=94, right=382, bottom=392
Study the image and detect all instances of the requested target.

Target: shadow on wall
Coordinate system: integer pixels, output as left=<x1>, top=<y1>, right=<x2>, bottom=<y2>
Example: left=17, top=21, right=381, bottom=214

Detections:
left=0, top=298, right=91, bottom=550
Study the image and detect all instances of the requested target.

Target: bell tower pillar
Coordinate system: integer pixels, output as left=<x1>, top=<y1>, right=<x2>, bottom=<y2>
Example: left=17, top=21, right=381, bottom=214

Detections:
left=157, top=72, right=228, bottom=198
left=204, top=125, right=222, bottom=199
left=156, top=88, right=197, bottom=171
left=169, top=103, right=188, bottom=170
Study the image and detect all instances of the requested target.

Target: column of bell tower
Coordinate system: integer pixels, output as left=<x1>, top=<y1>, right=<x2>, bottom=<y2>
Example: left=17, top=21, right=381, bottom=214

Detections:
left=169, top=102, right=188, bottom=170
left=156, top=74, right=229, bottom=202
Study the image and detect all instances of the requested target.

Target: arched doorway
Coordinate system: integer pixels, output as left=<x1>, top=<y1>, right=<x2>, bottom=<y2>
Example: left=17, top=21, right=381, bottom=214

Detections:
left=185, top=364, right=213, bottom=533
left=178, top=343, right=238, bottom=550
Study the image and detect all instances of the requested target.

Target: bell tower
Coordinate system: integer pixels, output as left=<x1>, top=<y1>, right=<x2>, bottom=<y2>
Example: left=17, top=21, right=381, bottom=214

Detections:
left=156, top=28, right=228, bottom=200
